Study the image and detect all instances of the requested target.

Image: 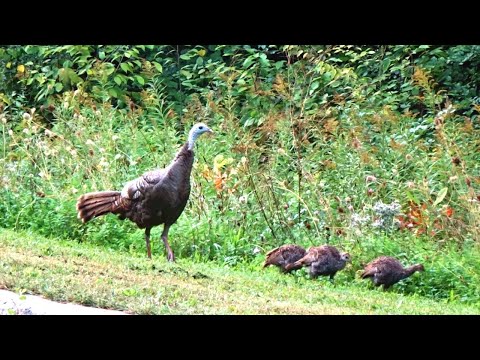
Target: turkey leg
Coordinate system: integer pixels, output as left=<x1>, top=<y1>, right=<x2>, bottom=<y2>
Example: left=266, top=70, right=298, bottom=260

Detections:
left=145, top=227, right=152, bottom=259
left=161, top=224, right=175, bottom=262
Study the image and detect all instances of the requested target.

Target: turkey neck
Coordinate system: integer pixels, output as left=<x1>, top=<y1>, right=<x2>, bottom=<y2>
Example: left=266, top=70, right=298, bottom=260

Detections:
left=400, top=265, right=421, bottom=279
left=170, top=143, right=195, bottom=181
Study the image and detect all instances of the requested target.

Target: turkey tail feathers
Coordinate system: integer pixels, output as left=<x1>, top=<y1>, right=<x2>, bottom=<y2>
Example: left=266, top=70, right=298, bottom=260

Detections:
left=76, top=191, right=122, bottom=223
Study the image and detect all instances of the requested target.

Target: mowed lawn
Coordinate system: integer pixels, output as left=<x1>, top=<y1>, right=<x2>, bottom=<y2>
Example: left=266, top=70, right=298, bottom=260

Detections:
left=0, top=229, right=478, bottom=315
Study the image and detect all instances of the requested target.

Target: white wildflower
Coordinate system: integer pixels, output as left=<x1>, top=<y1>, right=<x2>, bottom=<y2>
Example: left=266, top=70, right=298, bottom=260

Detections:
left=114, top=154, right=122, bottom=160
left=252, top=246, right=261, bottom=255
left=85, top=139, right=95, bottom=146
left=8, top=129, right=13, bottom=136
left=112, top=135, right=120, bottom=141
left=372, top=200, right=401, bottom=230
left=350, top=213, right=370, bottom=228
left=22, top=113, right=31, bottom=121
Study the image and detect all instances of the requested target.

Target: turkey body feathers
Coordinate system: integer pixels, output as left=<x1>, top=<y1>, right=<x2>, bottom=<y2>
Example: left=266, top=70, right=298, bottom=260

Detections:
left=76, top=144, right=193, bottom=229
left=263, top=244, right=306, bottom=272
left=361, top=256, right=425, bottom=289
left=76, top=122, right=213, bottom=261
left=285, top=245, right=351, bottom=280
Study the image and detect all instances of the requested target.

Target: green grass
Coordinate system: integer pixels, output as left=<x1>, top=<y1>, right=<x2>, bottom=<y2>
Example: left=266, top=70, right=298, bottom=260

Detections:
left=1, top=228, right=478, bottom=315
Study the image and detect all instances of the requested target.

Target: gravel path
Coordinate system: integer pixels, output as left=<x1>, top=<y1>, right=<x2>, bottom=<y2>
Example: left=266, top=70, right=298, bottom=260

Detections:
left=0, top=290, right=127, bottom=315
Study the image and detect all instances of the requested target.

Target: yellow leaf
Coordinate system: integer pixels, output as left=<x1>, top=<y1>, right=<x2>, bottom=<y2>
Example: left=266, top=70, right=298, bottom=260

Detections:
left=6, top=62, right=12, bottom=69
left=197, top=49, right=206, bottom=57
left=214, top=154, right=234, bottom=173
left=17, top=64, right=25, bottom=73
left=201, top=164, right=213, bottom=180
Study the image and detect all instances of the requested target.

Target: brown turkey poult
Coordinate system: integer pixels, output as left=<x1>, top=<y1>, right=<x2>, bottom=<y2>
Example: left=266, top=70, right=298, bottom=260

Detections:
left=360, top=256, right=425, bottom=290
left=263, top=244, right=306, bottom=273
left=76, top=123, right=213, bottom=262
left=285, top=245, right=351, bottom=281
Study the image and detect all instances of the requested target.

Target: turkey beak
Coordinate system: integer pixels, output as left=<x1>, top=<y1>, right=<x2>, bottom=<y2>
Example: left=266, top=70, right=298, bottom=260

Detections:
left=207, top=129, right=214, bottom=136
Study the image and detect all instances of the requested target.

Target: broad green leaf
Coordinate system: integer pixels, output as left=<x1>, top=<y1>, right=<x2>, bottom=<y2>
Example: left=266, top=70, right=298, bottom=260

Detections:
left=68, top=70, right=82, bottom=85
left=259, top=53, right=269, bottom=67
left=310, top=80, right=320, bottom=94
left=274, top=61, right=285, bottom=70
left=120, top=63, right=130, bottom=73
left=104, top=65, right=115, bottom=76
left=152, top=61, right=163, bottom=73
left=58, top=68, right=69, bottom=84
left=382, top=58, right=391, bottom=73
left=114, top=76, right=122, bottom=86
left=134, top=75, right=145, bottom=85
left=99, top=51, right=105, bottom=60
left=433, top=187, right=448, bottom=206
left=55, top=83, right=63, bottom=92
left=180, top=70, right=192, bottom=79
left=243, top=56, right=255, bottom=69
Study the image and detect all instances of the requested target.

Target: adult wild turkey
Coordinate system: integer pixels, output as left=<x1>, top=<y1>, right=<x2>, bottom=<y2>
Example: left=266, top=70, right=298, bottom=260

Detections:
left=360, top=256, right=425, bottom=290
left=263, top=244, right=306, bottom=273
left=76, top=122, right=213, bottom=262
left=285, top=245, right=351, bottom=280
